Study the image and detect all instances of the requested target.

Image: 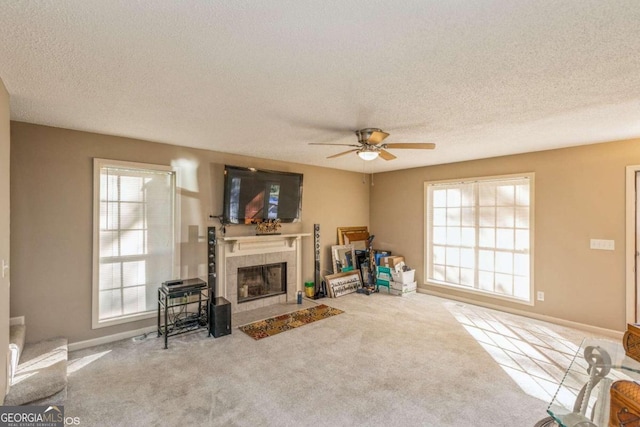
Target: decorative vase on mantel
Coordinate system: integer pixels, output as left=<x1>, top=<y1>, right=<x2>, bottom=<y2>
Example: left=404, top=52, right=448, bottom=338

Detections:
left=254, top=219, right=282, bottom=235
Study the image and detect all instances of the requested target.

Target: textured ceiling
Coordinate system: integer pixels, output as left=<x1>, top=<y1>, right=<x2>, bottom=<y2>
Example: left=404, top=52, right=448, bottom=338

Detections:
left=1, top=1, right=640, bottom=172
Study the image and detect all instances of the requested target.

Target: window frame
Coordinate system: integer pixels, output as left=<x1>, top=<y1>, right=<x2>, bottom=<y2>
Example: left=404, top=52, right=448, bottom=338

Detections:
left=92, top=158, right=179, bottom=329
left=424, top=173, right=535, bottom=305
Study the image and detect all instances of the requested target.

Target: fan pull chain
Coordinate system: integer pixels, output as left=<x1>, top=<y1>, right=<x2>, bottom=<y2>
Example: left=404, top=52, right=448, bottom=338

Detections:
left=370, top=160, right=374, bottom=186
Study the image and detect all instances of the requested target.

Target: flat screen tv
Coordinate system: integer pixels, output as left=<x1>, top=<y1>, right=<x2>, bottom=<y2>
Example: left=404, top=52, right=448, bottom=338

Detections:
left=222, top=165, right=303, bottom=224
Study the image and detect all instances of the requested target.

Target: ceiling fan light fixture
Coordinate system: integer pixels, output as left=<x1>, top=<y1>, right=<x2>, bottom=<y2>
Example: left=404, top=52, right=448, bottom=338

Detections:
left=309, top=127, right=436, bottom=162
left=357, top=149, right=379, bottom=161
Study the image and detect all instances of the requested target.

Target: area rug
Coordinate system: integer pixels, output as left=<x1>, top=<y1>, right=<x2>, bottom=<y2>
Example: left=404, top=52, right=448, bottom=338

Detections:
left=238, top=304, right=344, bottom=340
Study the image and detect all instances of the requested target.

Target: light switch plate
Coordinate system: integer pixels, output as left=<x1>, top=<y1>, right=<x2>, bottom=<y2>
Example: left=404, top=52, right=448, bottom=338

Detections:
left=590, top=239, right=615, bottom=251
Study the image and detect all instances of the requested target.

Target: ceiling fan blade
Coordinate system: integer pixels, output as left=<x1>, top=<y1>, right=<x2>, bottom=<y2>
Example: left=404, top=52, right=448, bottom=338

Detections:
left=378, top=149, right=397, bottom=161
left=309, top=142, right=360, bottom=147
left=383, top=143, right=436, bottom=150
left=368, top=130, right=390, bottom=144
left=327, top=149, right=359, bottom=159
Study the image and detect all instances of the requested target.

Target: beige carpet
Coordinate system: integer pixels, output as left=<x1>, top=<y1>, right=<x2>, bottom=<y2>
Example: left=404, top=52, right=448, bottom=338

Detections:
left=64, top=293, right=601, bottom=426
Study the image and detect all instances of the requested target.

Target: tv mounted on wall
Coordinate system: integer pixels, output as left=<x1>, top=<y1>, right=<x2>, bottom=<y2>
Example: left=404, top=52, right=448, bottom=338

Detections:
left=222, top=165, right=303, bottom=224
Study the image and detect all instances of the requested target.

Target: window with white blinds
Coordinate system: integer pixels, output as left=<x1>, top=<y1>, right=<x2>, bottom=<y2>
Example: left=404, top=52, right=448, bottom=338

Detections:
left=424, top=174, right=534, bottom=304
left=93, top=159, right=176, bottom=327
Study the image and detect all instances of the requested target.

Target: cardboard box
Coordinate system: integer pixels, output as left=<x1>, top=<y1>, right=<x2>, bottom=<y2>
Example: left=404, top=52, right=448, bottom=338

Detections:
left=391, top=269, right=415, bottom=284
left=389, top=288, right=416, bottom=296
left=390, top=280, right=417, bottom=293
left=381, top=256, right=405, bottom=268
left=374, top=251, right=392, bottom=265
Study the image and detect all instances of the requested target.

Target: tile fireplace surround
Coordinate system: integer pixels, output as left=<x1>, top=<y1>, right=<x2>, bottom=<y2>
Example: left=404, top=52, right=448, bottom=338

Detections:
left=217, top=233, right=310, bottom=313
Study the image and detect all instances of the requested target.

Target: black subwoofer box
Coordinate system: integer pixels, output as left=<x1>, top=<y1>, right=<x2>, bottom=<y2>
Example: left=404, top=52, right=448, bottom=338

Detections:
left=209, top=297, right=231, bottom=338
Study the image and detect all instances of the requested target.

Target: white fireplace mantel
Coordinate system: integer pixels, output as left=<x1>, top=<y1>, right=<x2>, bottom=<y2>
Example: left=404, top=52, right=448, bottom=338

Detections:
left=221, top=233, right=310, bottom=255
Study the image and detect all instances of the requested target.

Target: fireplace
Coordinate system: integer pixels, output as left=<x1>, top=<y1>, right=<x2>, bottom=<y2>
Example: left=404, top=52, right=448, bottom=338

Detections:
left=237, top=262, right=287, bottom=303
left=217, top=233, right=310, bottom=313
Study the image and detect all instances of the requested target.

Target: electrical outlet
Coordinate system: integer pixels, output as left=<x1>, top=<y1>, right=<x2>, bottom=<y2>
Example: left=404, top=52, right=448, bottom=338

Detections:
left=537, top=291, right=544, bottom=301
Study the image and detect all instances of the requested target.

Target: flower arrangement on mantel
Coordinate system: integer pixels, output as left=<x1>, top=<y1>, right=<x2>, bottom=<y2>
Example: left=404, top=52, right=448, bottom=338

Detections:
left=253, top=219, right=282, bottom=235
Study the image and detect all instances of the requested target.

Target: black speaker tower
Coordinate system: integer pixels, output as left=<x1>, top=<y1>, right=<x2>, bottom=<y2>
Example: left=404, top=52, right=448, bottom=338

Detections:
left=313, top=223, right=326, bottom=299
left=207, top=227, right=217, bottom=298
left=207, top=226, right=231, bottom=337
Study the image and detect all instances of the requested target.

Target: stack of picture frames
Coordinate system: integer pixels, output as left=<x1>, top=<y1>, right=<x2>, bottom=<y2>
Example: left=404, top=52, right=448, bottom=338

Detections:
left=324, top=270, right=362, bottom=298
left=323, top=226, right=369, bottom=297
left=337, top=226, right=369, bottom=250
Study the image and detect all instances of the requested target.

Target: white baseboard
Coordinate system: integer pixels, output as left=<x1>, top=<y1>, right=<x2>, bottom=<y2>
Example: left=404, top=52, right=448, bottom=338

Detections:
left=68, top=325, right=157, bottom=352
left=9, top=316, right=24, bottom=326
left=419, top=288, right=624, bottom=339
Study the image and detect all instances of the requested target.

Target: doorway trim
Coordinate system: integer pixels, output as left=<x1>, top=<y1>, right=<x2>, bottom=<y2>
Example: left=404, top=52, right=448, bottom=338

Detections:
left=625, top=165, right=640, bottom=325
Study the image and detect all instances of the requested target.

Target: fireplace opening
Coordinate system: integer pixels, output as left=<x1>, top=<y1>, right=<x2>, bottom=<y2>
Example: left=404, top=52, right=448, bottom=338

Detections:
left=237, top=262, right=287, bottom=303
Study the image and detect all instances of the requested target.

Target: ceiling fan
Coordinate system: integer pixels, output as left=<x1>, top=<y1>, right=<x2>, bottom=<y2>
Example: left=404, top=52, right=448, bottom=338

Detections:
left=309, top=128, right=436, bottom=161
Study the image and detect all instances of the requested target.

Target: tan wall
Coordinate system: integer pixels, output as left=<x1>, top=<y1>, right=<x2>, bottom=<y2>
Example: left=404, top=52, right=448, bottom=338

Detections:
left=13, top=118, right=636, bottom=341
left=10, top=122, right=370, bottom=343
left=371, top=138, right=640, bottom=332
left=0, top=79, right=10, bottom=403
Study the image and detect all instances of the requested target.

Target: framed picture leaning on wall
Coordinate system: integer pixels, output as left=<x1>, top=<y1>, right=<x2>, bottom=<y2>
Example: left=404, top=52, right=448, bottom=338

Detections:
left=324, top=270, right=362, bottom=298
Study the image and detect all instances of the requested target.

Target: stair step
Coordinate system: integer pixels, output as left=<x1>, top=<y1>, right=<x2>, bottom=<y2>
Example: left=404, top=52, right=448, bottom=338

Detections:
left=4, top=337, right=68, bottom=406
left=9, top=325, right=26, bottom=355
left=8, top=325, right=26, bottom=383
